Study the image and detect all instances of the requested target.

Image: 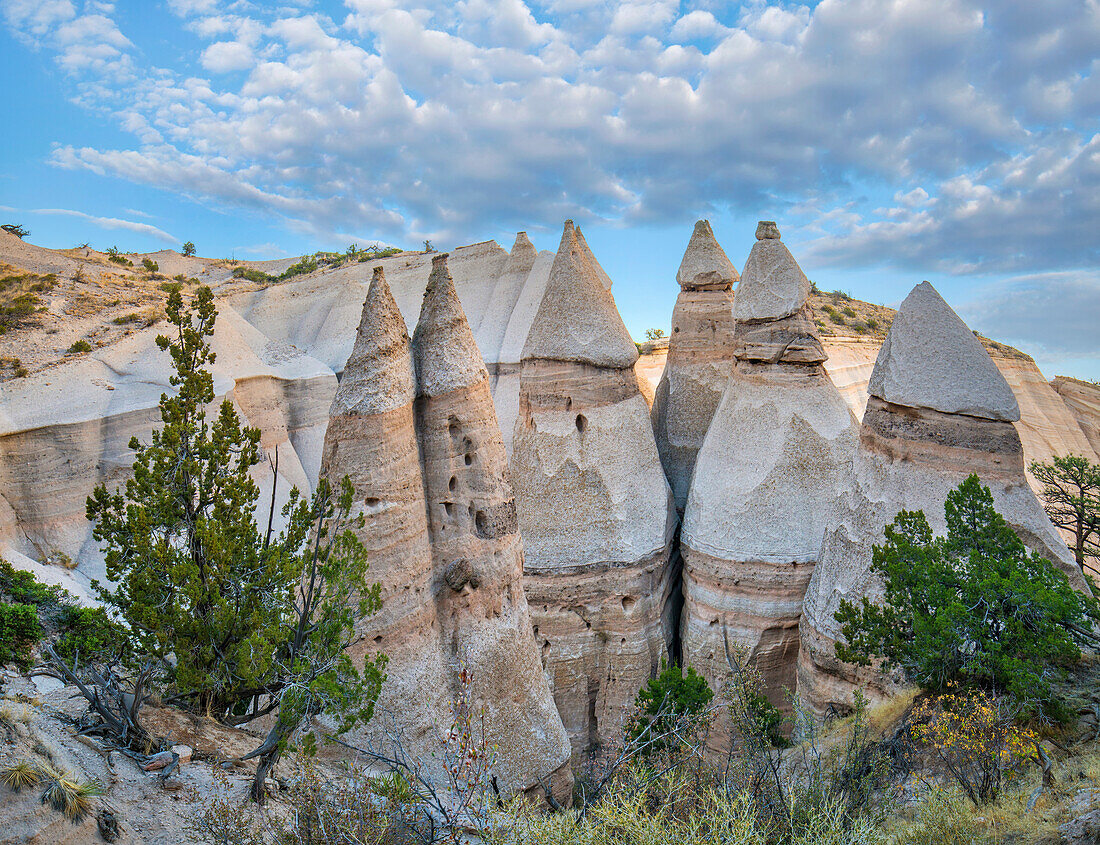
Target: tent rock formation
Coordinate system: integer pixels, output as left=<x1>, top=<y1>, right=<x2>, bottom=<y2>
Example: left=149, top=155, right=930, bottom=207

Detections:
left=681, top=223, right=858, bottom=723
left=652, top=220, right=740, bottom=512
left=798, top=281, right=1088, bottom=716
left=511, top=221, right=677, bottom=759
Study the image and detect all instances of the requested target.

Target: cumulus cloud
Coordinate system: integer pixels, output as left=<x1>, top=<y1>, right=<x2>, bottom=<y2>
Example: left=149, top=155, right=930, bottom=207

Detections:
left=1, top=0, right=1098, bottom=267
left=30, top=207, right=177, bottom=242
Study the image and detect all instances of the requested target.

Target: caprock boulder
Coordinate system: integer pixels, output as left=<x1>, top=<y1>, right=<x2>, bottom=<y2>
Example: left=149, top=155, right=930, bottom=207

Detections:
left=413, top=254, right=572, bottom=803
left=652, top=220, right=740, bottom=513
left=681, top=222, right=858, bottom=730
left=511, top=221, right=677, bottom=760
left=798, top=281, right=1088, bottom=716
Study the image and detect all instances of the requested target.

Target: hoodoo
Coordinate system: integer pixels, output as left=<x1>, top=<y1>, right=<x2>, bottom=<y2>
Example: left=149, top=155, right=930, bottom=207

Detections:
left=511, top=221, right=677, bottom=759
left=681, top=222, right=858, bottom=718
left=652, top=220, right=740, bottom=512
left=318, top=266, right=450, bottom=766
left=412, top=254, right=572, bottom=802
left=798, top=281, right=1088, bottom=715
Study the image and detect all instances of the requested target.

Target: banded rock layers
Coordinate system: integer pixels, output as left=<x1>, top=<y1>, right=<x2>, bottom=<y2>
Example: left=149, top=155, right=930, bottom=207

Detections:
left=798, top=281, right=1088, bottom=716
left=321, top=259, right=571, bottom=802
left=511, top=221, right=677, bottom=759
left=681, top=223, right=858, bottom=712
left=652, top=220, right=740, bottom=512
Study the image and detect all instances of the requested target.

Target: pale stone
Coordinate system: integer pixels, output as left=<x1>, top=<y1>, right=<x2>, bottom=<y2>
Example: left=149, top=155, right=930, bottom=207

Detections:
left=653, top=221, right=739, bottom=511
left=170, top=745, right=192, bottom=764
left=413, top=254, right=572, bottom=803
left=1051, top=376, right=1100, bottom=457
left=755, top=220, right=781, bottom=239
left=521, top=222, right=638, bottom=368
left=511, top=222, right=676, bottom=760
left=734, top=236, right=811, bottom=322
left=30, top=674, right=64, bottom=695
left=868, top=281, right=1019, bottom=421
left=675, top=220, right=738, bottom=291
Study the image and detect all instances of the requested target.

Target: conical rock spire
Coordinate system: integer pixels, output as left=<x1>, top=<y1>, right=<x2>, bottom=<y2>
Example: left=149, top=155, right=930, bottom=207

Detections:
left=676, top=220, right=739, bottom=290
left=505, top=231, right=538, bottom=276
left=331, top=266, right=415, bottom=416
left=575, top=225, right=614, bottom=291
left=735, top=224, right=811, bottom=321
left=522, top=221, right=638, bottom=368
left=413, top=253, right=489, bottom=396
left=869, top=281, right=1019, bottom=421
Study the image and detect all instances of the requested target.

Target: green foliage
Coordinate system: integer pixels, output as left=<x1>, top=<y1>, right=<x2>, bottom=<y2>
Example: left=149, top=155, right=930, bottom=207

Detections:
left=86, top=286, right=384, bottom=752
left=67, top=339, right=92, bottom=354
left=181, top=241, right=196, bottom=257
left=142, top=258, right=159, bottom=273
left=112, top=313, right=140, bottom=325
left=0, top=601, right=40, bottom=667
left=159, top=281, right=184, bottom=295
left=232, top=267, right=275, bottom=283
left=644, top=327, right=667, bottom=341
left=105, top=247, right=132, bottom=267
left=0, top=559, right=58, bottom=605
left=280, top=257, right=317, bottom=280
left=1, top=223, right=29, bottom=239
left=630, top=661, right=713, bottom=752
left=54, top=606, right=127, bottom=662
left=1029, top=454, right=1100, bottom=581
left=842, top=306, right=857, bottom=318
left=834, top=475, right=1099, bottom=720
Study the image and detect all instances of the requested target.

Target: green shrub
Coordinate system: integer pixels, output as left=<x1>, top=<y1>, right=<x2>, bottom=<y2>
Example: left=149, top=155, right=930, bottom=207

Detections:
left=0, top=602, right=40, bottom=667
left=231, top=267, right=275, bottom=284
left=865, top=317, right=879, bottom=331
left=67, top=340, right=92, bottom=354
left=830, top=311, right=847, bottom=325
left=181, top=241, right=196, bottom=257
left=0, top=559, right=57, bottom=605
left=142, top=259, right=159, bottom=273
left=158, top=281, right=183, bottom=295
left=54, top=606, right=127, bottom=662
left=279, top=257, right=317, bottom=280
left=835, top=474, right=1100, bottom=721
left=106, top=247, right=132, bottom=267
left=112, top=313, right=140, bottom=325
left=630, top=661, right=713, bottom=753
left=842, top=306, right=857, bottom=318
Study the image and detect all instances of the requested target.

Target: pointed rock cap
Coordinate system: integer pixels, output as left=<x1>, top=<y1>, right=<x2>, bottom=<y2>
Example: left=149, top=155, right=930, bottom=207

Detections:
left=869, top=281, right=1019, bottom=421
left=522, top=221, right=639, bottom=368
left=331, top=266, right=416, bottom=415
left=412, top=253, right=489, bottom=397
left=504, top=231, right=537, bottom=276
left=676, top=220, right=739, bottom=290
left=575, top=226, right=614, bottom=290
left=735, top=224, right=810, bottom=321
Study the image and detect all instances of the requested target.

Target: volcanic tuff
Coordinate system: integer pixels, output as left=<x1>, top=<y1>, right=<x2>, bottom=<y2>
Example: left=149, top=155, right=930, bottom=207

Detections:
left=651, top=220, right=740, bottom=512
left=411, top=255, right=572, bottom=801
left=510, top=221, right=677, bottom=760
left=798, top=282, right=1088, bottom=716
left=681, top=223, right=858, bottom=725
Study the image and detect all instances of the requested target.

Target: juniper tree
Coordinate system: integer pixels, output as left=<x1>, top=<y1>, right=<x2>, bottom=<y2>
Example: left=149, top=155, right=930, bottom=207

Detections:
left=835, top=474, right=1099, bottom=721
left=86, top=287, right=385, bottom=753
left=1030, top=454, right=1100, bottom=584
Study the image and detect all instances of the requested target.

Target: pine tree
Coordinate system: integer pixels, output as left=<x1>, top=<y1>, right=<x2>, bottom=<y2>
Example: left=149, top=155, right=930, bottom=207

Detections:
left=87, top=287, right=385, bottom=744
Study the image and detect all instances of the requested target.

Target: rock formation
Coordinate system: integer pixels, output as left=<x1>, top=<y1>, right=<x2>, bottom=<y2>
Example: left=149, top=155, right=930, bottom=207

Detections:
left=798, top=281, right=1088, bottom=716
left=318, top=266, right=451, bottom=771
left=1051, top=376, right=1100, bottom=457
left=510, top=221, right=677, bottom=759
left=412, top=254, right=572, bottom=802
left=680, top=222, right=858, bottom=714
left=652, top=220, right=740, bottom=512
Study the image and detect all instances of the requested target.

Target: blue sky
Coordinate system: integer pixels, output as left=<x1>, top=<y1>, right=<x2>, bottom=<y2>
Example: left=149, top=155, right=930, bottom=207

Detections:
left=1, top=0, right=1098, bottom=379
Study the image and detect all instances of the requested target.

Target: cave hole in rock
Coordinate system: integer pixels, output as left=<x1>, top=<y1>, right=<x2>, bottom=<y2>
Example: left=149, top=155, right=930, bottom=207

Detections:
left=621, top=596, right=636, bottom=612
left=565, top=397, right=572, bottom=410
left=449, top=475, right=457, bottom=492
left=448, top=415, right=461, bottom=439
left=373, top=636, right=383, bottom=645
left=576, top=414, right=587, bottom=433
left=443, top=502, right=455, bottom=519
left=475, top=510, right=490, bottom=538
left=464, top=452, right=474, bottom=466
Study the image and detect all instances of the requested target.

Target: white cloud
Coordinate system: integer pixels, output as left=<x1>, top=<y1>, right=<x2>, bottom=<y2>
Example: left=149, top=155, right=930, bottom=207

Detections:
left=31, top=207, right=177, bottom=242
left=1, top=0, right=1098, bottom=269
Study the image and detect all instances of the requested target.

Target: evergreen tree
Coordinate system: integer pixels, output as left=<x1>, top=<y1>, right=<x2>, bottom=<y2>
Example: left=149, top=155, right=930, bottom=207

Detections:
left=835, top=475, right=1099, bottom=721
left=1029, top=454, right=1100, bottom=585
left=87, top=287, right=385, bottom=745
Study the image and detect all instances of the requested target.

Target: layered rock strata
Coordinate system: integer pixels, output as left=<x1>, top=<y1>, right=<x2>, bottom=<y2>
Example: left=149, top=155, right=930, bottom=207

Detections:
left=799, top=281, right=1088, bottom=716
left=412, top=254, right=572, bottom=802
left=1051, top=376, right=1100, bottom=457
left=681, top=222, right=858, bottom=717
left=652, top=220, right=740, bottom=512
left=318, top=266, right=451, bottom=769
left=511, top=221, right=677, bottom=759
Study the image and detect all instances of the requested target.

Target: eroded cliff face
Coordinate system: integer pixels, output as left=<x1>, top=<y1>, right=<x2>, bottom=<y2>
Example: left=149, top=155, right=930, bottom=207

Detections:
left=511, top=222, right=677, bottom=760
left=681, top=224, right=858, bottom=730
left=1051, top=376, right=1100, bottom=458
left=798, top=283, right=1086, bottom=717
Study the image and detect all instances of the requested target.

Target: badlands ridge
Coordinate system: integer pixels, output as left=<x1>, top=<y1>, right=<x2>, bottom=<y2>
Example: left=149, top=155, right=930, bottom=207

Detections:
left=0, top=222, right=1098, bottom=798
